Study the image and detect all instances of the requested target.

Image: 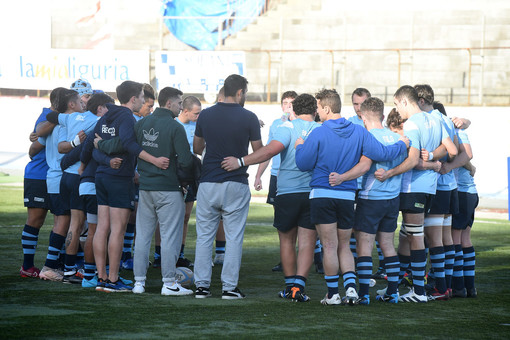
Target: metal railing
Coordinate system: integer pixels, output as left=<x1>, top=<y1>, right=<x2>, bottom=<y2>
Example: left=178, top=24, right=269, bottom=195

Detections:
left=223, top=46, right=510, bottom=105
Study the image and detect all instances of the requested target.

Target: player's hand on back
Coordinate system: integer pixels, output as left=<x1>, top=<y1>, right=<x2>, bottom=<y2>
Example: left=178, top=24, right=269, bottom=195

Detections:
left=221, top=156, right=240, bottom=172
left=94, top=133, right=103, bottom=149
left=374, top=168, right=389, bottom=182
left=420, top=148, right=429, bottom=160
left=294, top=137, right=304, bottom=149
left=29, top=132, right=38, bottom=142
left=329, top=172, right=344, bottom=186
left=399, top=136, right=410, bottom=148
left=109, top=157, right=123, bottom=169
left=154, top=157, right=169, bottom=170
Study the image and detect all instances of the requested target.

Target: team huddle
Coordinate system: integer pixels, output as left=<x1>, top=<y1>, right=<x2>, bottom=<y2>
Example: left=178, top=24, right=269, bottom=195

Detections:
left=20, top=74, right=478, bottom=304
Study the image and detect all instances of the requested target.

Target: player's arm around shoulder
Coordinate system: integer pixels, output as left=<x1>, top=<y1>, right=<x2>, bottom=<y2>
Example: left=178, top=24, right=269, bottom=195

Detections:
left=173, top=123, right=193, bottom=170
left=294, top=128, right=319, bottom=172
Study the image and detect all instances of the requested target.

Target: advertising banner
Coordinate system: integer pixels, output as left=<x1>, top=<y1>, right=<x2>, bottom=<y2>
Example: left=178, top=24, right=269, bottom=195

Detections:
left=155, top=51, right=246, bottom=95
left=0, top=49, right=149, bottom=92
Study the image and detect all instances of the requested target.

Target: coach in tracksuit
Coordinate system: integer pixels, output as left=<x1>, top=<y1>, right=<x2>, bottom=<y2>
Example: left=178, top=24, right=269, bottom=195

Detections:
left=132, top=99, right=194, bottom=296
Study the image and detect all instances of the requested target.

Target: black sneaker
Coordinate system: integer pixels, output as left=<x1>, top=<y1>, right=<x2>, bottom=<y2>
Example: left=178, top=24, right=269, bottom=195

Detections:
left=290, top=287, right=310, bottom=302
left=176, top=257, right=194, bottom=268
left=222, top=287, right=246, bottom=300
left=272, top=262, right=282, bottom=272
left=152, top=257, right=161, bottom=268
left=371, top=268, right=386, bottom=280
left=278, top=286, right=292, bottom=299
left=63, top=273, right=83, bottom=284
left=452, top=288, right=467, bottom=298
left=467, top=287, right=477, bottom=298
left=195, top=287, right=211, bottom=299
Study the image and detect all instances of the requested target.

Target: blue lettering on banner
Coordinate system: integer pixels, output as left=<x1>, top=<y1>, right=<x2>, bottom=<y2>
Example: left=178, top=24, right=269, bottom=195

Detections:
left=19, top=56, right=129, bottom=81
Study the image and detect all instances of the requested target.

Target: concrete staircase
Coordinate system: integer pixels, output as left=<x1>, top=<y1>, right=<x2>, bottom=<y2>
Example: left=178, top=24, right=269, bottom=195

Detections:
left=222, top=0, right=510, bottom=104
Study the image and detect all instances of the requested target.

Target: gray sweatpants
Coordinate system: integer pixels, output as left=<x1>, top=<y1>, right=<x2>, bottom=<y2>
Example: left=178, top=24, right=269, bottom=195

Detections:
left=134, top=190, right=184, bottom=285
left=194, top=181, right=251, bottom=291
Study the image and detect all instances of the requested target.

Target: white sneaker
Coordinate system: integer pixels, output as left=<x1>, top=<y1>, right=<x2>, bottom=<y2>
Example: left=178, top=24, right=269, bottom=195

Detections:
left=342, top=287, right=359, bottom=305
left=132, top=281, right=145, bottom=294
left=213, top=253, right=225, bottom=265
left=321, top=293, right=341, bottom=305
left=376, top=287, right=387, bottom=296
left=161, top=282, right=193, bottom=296
left=399, top=288, right=427, bottom=303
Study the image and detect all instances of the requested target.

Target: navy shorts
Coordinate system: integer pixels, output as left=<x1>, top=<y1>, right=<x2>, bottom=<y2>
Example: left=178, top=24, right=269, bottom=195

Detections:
left=429, top=189, right=459, bottom=215
left=452, top=192, right=479, bottom=230
left=400, top=193, right=434, bottom=214
left=354, top=197, right=400, bottom=234
left=95, top=176, right=135, bottom=210
left=184, top=184, right=196, bottom=203
left=82, top=194, right=98, bottom=215
left=273, top=192, right=314, bottom=232
left=310, top=198, right=354, bottom=229
left=60, top=172, right=84, bottom=211
left=23, top=178, right=49, bottom=209
left=49, top=193, right=70, bottom=216
left=267, top=175, right=277, bottom=205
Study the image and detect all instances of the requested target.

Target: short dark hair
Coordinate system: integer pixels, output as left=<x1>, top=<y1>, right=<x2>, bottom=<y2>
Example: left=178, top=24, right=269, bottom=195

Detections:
left=292, top=93, right=317, bottom=116
left=143, top=83, right=156, bottom=101
left=58, top=89, right=80, bottom=113
left=158, top=87, right=183, bottom=107
left=414, top=84, right=434, bottom=105
left=394, top=85, right=419, bottom=104
left=386, top=108, right=406, bottom=129
left=433, top=101, right=447, bottom=116
left=223, top=74, right=248, bottom=97
left=183, top=96, right=201, bottom=111
left=351, top=87, right=371, bottom=100
left=50, top=87, right=67, bottom=112
left=116, top=80, right=143, bottom=104
left=281, top=91, right=298, bottom=104
left=86, top=93, right=115, bottom=115
left=316, top=88, right=341, bottom=114
left=360, top=97, right=384, bottom=122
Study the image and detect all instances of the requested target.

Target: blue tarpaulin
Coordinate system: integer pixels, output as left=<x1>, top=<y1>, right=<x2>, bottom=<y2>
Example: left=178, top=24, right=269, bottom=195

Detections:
left=162, top=0, right=265, bottom=51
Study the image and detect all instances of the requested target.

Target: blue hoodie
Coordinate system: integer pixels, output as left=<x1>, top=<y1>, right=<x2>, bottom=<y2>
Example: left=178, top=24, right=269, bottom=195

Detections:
left=82, top=103, right=142, bottom=179
left=295, top=117, right=407, bottom=200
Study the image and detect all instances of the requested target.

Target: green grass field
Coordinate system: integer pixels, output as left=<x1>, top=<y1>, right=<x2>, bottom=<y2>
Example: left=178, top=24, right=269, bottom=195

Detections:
left=1, top=182, right=510, bottom=339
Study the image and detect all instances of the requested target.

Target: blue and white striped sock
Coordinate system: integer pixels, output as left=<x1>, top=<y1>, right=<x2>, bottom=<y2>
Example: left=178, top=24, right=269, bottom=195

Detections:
left=21, top=225, right=40, bottom=269
left=325, top=275, right=339, bottom=298
left=356, top=256, right=372, bottom=296
left=429, top=246, right=446, bottom=293
left=462, top=246, right=476, bottom=289
left=44, top=232, right=66, bottom=269
left=342, top=271, right=357, bottom=291
left=384, top=255, right=400, bottom=295
left=452, top=244, right=464, bottom=291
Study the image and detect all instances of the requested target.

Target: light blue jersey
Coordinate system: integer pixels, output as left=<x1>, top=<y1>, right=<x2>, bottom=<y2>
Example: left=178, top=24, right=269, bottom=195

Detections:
left=267, top=117, right=288, bottom=176
left=348, top=115, right=365, bottom=127
left=273, top=118, right=320, bottom=195
left=79, top=182, right=96, bottom=196
left=40, top=125, right=66, bottom=194
left=175, top=118, right=196, bottom=152
left=133, top=113, right=144, bottom=122
left=348, top=115, right=365, bottom=189
left=430, top=110, right=457, bottom=191
left=359, top=128, right=406, bottom=200
left=454, top=129, right=477, bottom=194
left=401, top=112, right=447, bottom=194
left=58, top=111, right=99, bottom=174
